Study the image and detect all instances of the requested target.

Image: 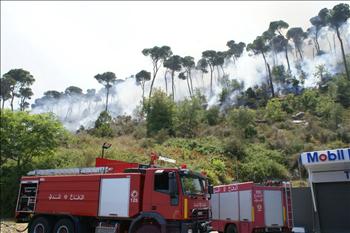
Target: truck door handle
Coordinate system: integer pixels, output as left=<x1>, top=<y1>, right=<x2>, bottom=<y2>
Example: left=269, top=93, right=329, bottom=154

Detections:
left=152, top=206, right=157, bottom=210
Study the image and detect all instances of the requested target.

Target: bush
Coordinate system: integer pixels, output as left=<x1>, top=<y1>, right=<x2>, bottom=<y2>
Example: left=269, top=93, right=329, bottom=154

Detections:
left=205, top=106, right=221, bottom=126
left=175, top=96, right=204, bottom=138
left=237, top=144, right=289, bottom=182
left=111, top=115, right=137, bottom=136
left=92, top=111, right=113, bottom=137
left=265, top=98, right=287, bottom=122
left=299, top=89, right=318, bottom=112
left=239, top=159, right=289, bottom=182
left=144, top=89, right=176, bottom=137
left=335, top=75, right=350, bottom=107
left=227, top=107, right=256, bottom=128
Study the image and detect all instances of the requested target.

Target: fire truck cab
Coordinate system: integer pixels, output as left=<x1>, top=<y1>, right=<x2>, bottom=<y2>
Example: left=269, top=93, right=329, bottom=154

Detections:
left=15, top=157, right=213, bottom=233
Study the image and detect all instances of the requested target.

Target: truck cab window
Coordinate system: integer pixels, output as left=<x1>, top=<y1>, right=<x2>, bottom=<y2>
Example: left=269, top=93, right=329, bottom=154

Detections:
left=154, top=172, right=169, bottom=193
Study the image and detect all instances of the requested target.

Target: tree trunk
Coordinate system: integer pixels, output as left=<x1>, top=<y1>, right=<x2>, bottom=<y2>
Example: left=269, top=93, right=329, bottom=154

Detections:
left=171, top=70, right=175, bottom=101
left=141, top=81, right=145, bottom=106
left=149, top=63, right=160, bottom=99
left=285, top=47, right=291, bottom=72
left=188, top=70, right=194, bottom=94
left=186, top=77, right=192, bottom=97
left=267, top=63, right=275, bottom=98
left=20, top=96, right=26, bottom=111
left=201, top=72, right=205, bottom=89
left=1, top=99, right=4, bottom=110
left=336, top=27, right=350, bottom=81
left=262, top=52, right=275, bottom=98
left=105, top=86, right=110, bottom=112
left=297, top=46, right=303, bottom=61
left=333, top=33, right=337, bottom=53
left=294, top=48, right=298, bottom=61
left=315, top=31, right=321, bottom=54
left=312, top=40, right=317, bottom=56
left=210, top=66, right=213, bottom=96
left=216, top=66, right=220, bottom=82
left=164, top=69, right=168, bottom=94
left=10, top=92, right=14, bottom=111
left=220, top=65, right=225, bottom=77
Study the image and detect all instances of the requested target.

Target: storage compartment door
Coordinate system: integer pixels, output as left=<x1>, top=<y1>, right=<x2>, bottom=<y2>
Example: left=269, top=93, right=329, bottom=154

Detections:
left=264, top=190, right=283, bottom=226
left=99, top=178, right=130, bottom=217
left=211, top=193, right=220, bottom=220
left=220, top=191, right=239, bottom=221
left=239, top=190, right=252, bottom=221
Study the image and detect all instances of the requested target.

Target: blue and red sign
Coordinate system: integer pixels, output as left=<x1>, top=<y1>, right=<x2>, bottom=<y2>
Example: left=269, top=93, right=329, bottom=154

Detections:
left=301, top=148, right=350, bottom=165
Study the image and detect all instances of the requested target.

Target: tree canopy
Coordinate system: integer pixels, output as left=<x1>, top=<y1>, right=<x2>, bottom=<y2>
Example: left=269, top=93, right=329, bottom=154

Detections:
left=1, top=69, right=35, bottom=111
left=142, top=45, right=173, bottom=98
left=0, top=110, right=67, bottom=171
left=94, top=72, right=117, bottom=111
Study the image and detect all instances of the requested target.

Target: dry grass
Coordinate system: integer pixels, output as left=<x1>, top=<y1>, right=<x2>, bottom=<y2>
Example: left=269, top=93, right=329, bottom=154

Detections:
left=0, top=220, right=27, bottom=233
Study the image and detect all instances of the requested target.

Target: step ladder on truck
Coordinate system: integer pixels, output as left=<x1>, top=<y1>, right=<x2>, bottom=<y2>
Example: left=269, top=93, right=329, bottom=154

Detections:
left=282, top=181, right=294, bottom=230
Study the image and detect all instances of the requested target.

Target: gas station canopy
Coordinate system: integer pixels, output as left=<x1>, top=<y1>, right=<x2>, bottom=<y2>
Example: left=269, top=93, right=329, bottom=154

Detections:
left=300, top=147, right=350, bottom=233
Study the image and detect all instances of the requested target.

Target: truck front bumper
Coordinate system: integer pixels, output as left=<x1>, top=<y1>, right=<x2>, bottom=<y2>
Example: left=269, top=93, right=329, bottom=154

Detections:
left=181, top=221, right=212, bottom=233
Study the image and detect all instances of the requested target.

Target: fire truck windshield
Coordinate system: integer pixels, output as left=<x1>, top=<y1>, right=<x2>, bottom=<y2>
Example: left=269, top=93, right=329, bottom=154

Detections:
left=180, top=174, right=205, bottom=195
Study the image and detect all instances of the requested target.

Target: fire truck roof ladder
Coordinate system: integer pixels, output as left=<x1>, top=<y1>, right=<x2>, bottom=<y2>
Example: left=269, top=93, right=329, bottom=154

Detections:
left=27, top=167, right=111, bottom=176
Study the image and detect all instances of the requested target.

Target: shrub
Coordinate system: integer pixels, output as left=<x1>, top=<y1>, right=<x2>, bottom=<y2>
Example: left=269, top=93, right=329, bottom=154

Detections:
left=92, top=111, right=113, bottom=137
left=265, top=98, right=287, bottom=122
left=228, top=107, right=256, bottom=128
left=144, top=89, right=176, bottom=137
left=175, top=96, right=204, bottom=138
left=206, top=106, right=221, bottom=126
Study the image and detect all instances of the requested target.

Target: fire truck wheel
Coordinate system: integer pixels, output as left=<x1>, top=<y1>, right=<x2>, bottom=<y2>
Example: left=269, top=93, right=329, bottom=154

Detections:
left=135, top=224, right=161, bottom=233
left=225, top=224, right=237, bottom=233
left=53, top=218, right=75, bottom=233
left=29, top=216, right=52, bottom=233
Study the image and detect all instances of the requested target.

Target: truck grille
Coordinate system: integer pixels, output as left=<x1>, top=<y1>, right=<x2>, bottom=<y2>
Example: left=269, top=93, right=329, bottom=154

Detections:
left=191, top=208, right=210, bottom=220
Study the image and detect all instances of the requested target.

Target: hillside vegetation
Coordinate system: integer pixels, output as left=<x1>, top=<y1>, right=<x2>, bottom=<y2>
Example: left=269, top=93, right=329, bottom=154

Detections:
left=2, top=72, right=350, bottom=217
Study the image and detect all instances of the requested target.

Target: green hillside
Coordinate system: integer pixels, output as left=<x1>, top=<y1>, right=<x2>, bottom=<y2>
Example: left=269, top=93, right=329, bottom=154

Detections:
left=2, top=71, right=349, bottom=217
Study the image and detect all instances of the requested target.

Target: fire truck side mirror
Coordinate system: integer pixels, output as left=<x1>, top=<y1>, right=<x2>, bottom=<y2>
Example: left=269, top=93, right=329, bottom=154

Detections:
left=208, top=185, right=214, bottom=195
left=169, top=172, right=179, bottom=206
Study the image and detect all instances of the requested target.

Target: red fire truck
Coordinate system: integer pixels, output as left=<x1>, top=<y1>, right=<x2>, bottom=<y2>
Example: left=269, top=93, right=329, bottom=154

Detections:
left=15, top=155, right=213, bottom=233
left=211, top=181, right=293, bottom=233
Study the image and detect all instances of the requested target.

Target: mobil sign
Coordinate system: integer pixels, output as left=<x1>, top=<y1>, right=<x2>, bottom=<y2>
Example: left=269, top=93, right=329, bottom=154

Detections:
left=301, top=148, right=350, bottom=166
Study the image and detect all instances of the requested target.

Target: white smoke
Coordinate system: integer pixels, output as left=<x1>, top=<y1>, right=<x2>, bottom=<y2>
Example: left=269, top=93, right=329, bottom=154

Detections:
left=32, top=22, right=349, bottom=131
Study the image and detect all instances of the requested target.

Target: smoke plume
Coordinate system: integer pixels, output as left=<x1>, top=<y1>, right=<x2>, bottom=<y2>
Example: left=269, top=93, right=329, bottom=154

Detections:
left=32, top=22, right=350, bottom=131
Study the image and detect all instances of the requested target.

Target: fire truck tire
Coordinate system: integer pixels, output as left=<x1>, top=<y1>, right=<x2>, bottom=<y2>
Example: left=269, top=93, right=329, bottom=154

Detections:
left=225, top=224, right=237, bottom=233
left=134, top=224, right=161, bottom=233
left=53, top=218, right=75, bottom=233
left=29, top=216, right=52, bottom=233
